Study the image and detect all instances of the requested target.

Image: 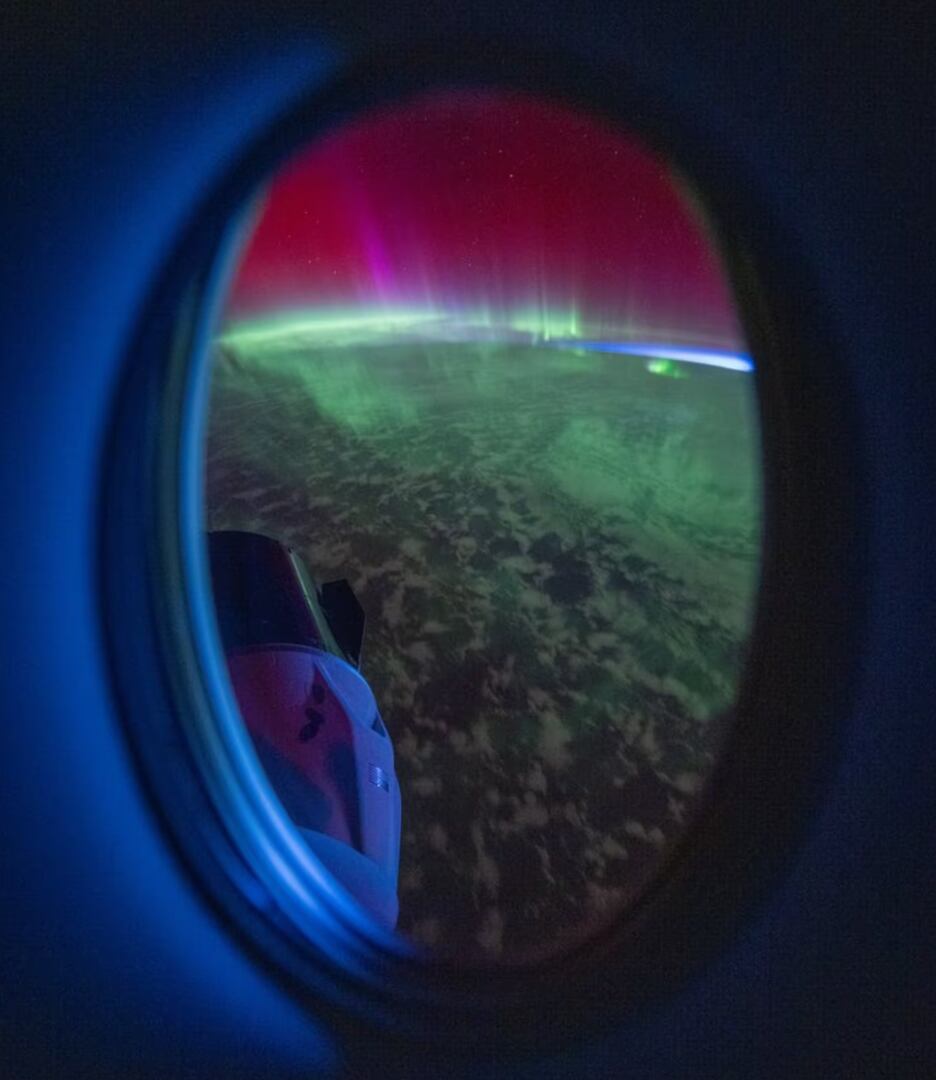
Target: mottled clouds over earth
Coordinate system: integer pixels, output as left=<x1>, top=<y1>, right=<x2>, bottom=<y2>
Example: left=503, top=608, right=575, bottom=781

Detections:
left=206, top=336, right=760, bottom=958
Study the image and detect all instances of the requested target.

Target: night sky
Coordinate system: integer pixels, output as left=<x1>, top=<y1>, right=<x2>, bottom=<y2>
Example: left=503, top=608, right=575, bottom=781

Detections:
left=225, top=90, right=740, bottom=347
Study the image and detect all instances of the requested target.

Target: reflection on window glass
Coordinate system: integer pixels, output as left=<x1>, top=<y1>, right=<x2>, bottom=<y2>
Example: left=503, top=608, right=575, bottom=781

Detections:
left=204, top=91, right=761, bottom=961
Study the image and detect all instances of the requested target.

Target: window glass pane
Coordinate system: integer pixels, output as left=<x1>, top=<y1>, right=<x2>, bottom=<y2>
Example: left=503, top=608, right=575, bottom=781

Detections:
left=204, top=90, right=761, bottom=960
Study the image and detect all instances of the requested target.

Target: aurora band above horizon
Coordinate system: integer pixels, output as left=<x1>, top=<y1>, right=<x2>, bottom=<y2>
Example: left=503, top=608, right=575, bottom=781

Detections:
left=222, top=92, right=750, bottom=358
left=218, top=309, right=753, bottom=374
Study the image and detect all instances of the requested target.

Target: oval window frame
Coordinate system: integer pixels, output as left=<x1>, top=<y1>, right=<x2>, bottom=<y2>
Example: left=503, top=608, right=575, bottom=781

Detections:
left=100, top=44, right=862, bottom=1053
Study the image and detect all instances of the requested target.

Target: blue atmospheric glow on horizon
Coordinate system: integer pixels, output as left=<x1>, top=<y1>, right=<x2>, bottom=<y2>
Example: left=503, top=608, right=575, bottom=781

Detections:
left=556, top=340, right=755, bottom=372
